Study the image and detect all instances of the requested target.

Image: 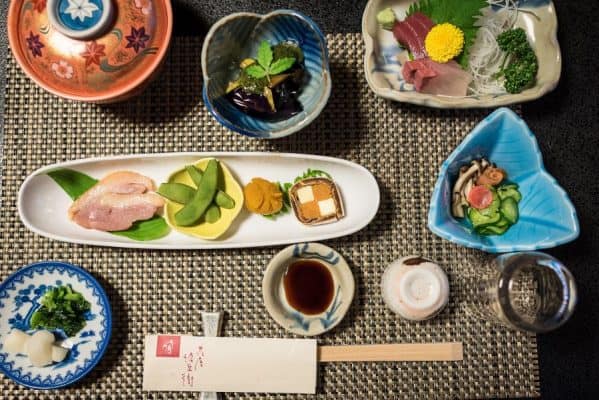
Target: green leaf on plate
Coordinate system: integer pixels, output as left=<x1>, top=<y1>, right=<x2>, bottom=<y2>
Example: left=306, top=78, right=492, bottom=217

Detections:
left=110, top=215, right=170, bottom=241
left=245, top=64, right=268, bottom=79
left=269, top=57, right=296, bottom=75
left=406, top=0, right=487, bottom=68
left=48, top=169, right=98, bottom=200
left=257, top=40, right=273, bottom=69
left=47, top=168, right=170, bottom=241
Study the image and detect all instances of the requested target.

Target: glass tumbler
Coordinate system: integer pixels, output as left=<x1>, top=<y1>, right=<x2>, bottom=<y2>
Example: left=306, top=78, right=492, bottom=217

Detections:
left=469, top=251, right=577, bottom=333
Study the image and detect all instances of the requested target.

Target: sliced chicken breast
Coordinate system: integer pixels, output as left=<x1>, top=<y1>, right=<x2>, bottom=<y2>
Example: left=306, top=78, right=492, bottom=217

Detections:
left=68, top=171, right=164, bottom=231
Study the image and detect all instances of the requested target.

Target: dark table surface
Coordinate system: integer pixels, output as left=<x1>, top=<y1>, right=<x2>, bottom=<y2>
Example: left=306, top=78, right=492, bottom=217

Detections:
left=1, top=1, right=598, bottom=398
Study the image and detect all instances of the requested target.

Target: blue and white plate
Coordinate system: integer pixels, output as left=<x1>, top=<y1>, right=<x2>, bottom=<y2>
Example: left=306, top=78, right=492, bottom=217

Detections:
left=201, top=10, right=331, bottom=139
left=428, top=108, right=579, bottom=253
left=262, top=243, right=355, bottom=336
left=0, top=261, right=111, bottom=389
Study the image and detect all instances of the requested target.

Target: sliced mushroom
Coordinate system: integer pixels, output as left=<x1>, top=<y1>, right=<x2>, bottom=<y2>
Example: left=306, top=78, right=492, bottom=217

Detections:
left=451, top=162, right=483, bottom=218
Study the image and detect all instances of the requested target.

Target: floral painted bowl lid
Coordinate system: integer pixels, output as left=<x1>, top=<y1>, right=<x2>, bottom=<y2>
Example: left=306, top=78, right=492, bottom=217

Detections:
left=8, top=0, right=172, bottom=102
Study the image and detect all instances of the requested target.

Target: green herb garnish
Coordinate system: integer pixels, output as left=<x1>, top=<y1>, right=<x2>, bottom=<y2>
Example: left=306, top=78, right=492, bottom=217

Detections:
left=262, top=169, right=333, bottom=220
left=406, top=0, right=487, bottom=68
left=30, top=285, right=91, bottom=337
left=494, top=28, right=538, bottom=94
left=294, top=168, right=332, bottom=183
left=246, top=41, right=296, bottom=80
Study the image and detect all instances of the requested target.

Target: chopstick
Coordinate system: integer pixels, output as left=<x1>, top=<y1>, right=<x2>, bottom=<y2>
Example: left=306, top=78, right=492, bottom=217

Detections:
left=318, top=342, right=463, bottom=362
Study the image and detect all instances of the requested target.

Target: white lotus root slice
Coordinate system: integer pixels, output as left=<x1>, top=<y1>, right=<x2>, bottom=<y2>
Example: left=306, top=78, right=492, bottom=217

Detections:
left=3, top=329, right=29, bottom=353
left=52, top=345, right=69, bottom=363
left=26, top=330, right=55, bottom=367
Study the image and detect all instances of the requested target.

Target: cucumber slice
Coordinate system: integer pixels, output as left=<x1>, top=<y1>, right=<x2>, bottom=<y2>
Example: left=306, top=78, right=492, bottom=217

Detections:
left=468, top=207, right=501, bottom=228
left=479, top=193, right=500, bottom=216
left=500, top=197, right=519, bottom=224
left=477, top=224, right=510, bottom=236
left=494, top=216, right=511, bottom=228
left=497, top=186, right=522, bottom=202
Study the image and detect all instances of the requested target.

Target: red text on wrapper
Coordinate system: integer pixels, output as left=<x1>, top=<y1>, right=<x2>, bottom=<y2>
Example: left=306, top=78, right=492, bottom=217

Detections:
left=156, top=335, right=181, bottom=357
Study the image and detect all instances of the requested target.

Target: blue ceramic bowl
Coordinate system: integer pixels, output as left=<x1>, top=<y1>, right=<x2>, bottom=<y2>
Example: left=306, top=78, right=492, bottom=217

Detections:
left=0, top=261, right=111, bottom=389
left=428, top=108, right=579, bottom=253
left=201, top=10, right=331, bottom=139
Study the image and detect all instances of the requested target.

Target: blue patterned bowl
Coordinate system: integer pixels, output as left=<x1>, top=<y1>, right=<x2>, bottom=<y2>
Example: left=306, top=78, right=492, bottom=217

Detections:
left=201, top=10, right=331, bottom=139
left=428, top=108, right=579, bottom=253
left=263, top=243, right=355, bottom=336
left=0, top=261, right=111, bottom=389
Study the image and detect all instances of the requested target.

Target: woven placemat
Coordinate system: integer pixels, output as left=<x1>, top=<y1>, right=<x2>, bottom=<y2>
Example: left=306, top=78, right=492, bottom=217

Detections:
left=0, top=35, right=539, bottom=399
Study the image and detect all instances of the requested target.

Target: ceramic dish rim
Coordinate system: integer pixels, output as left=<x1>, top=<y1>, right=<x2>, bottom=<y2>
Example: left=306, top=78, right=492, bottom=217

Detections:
left=200, top=9, right=332, bottom=139
left=427, top=107, right=580, bottom=252
left=0, top=261, right=112, bottom=390
left=361, top=0, right=562, bottom=108
left=262, top=243, right=355, bottom=336
left=7, top=0, right=173, bottom=103
left=17, top=152, right=381, bottom=249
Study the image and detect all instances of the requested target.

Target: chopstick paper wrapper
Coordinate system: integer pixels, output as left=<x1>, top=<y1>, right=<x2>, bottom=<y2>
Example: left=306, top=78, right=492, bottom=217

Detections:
left=143, top=336, right=463, bottom=394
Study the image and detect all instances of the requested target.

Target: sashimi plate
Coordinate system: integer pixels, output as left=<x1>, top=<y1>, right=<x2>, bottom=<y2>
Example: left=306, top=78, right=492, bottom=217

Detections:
left=0, top=261, right=111, bottom=389
left=362, top=0, right=561, bottom=108
left=18, top=153, right=380, bottom=249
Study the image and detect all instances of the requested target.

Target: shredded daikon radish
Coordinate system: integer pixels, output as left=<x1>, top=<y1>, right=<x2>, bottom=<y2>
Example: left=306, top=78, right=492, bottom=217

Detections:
left=468, top=0, right=519, bottom=95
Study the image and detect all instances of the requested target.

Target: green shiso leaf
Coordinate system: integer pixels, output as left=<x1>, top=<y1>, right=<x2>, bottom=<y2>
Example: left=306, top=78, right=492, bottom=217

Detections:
left=48, top=169, right=98, bottom=200
left=245, top=64, right=268, bottom=79
left=48, top=168, right=170, bottom=241
left=406, top=0, right=488, bottom=68
left=257, top=40, right=273, bottom=70
left=269, top=57, right=296, bottom=75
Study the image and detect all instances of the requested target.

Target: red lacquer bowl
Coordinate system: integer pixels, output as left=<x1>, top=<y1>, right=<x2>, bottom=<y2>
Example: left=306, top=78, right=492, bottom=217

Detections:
left=8, top=0, right=172, bottom=103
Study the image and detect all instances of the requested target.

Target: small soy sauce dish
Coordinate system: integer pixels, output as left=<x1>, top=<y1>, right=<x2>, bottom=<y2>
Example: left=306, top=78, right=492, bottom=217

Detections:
left=201, top=10, right=332, bottom=139
left=262, top=243, right=355, bottom=336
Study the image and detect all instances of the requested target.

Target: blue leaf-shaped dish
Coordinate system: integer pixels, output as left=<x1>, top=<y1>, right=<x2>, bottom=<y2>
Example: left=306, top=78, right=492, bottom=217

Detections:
left=428, top=108, right=579, bottom=253
left=201, top=10, right=331, bottom=139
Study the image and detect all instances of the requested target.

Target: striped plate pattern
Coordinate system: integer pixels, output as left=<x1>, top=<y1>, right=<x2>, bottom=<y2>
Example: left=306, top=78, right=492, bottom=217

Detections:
left=201, top=10, right=331, bottom=138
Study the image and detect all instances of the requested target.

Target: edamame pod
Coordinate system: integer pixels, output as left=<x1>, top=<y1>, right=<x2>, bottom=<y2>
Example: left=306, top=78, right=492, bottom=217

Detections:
left=175, top=160, right=218, bottom=226
left=215, top=190, right=235, bottom=209
left=185, top=165, right=204, bottom=187
left=187, top=164, right=233, bottom=207
left=205, top=204, right=221, bottom=223
left=158, top=183, right=195, bottom=204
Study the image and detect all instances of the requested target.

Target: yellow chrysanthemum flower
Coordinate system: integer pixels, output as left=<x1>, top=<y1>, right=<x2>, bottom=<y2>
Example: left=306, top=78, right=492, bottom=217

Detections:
left=425, top=23, right=465, bottom=63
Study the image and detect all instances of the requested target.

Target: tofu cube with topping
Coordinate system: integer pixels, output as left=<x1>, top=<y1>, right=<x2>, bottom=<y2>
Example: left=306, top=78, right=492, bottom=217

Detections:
left=289, top=178, right=344, bottom=225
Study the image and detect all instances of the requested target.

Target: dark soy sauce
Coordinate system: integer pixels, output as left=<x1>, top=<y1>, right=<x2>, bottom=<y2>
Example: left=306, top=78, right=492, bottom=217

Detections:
left=283, top=260, right=334, bottom=315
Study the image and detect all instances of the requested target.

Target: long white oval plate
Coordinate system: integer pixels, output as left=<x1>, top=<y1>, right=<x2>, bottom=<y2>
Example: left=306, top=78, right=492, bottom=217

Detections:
left=18, top=152, right=380, bottom=249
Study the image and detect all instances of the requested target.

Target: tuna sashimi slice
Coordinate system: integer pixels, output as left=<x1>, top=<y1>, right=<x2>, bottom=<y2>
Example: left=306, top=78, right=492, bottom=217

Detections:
left=402, top=60, right=437, bottom=91
left=392, top=12, right=434, bottom=59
